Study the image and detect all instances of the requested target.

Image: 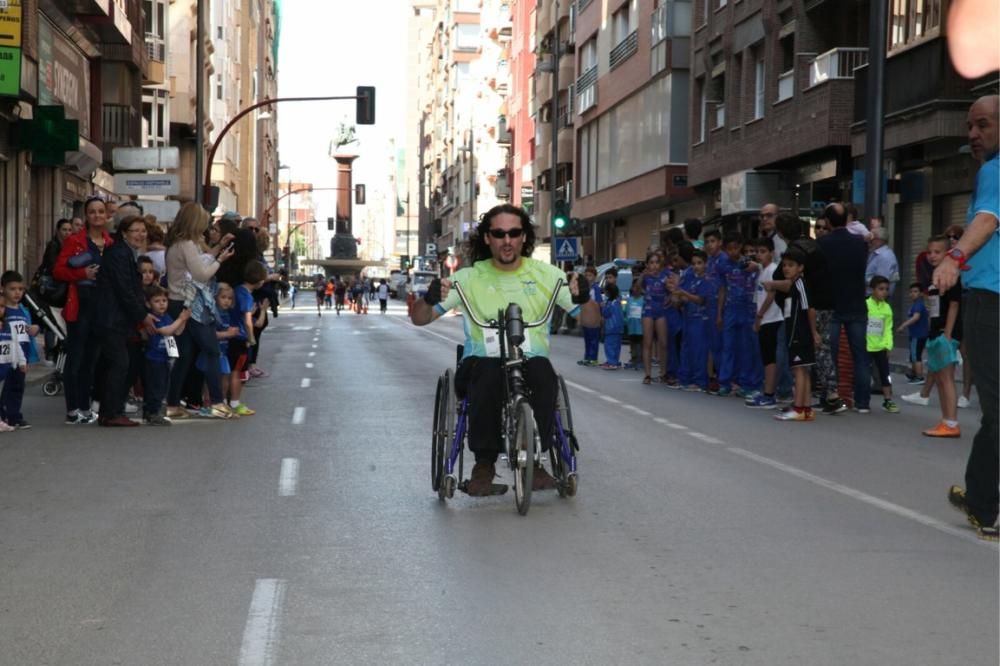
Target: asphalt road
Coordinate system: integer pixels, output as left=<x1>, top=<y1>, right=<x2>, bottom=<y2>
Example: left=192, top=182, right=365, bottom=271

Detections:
left=0, top=300, right=996, bottom=666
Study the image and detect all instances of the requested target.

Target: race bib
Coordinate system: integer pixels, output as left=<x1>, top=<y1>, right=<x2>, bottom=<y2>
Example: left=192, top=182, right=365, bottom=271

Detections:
left=926, top=294, right=941, bottom=319
left=867, top=317, right=885, bottom=338
left=483, top=330, right=501, bottom=357
left=164, top=335, right=180, bottom=359
left=11, top=321, right=28, bottom=343
left=0, top=341, right=12, bottom=365
left=628, top=303, right=643, bottom=319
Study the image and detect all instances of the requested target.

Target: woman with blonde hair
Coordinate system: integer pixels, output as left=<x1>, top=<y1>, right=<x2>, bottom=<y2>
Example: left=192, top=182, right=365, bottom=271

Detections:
left=163, top=202, right=236, bottom=419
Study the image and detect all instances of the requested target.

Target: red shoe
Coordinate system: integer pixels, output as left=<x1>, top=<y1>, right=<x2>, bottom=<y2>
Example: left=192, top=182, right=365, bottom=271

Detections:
left=100, top=416, right=139, bottom=427
left=922, top=422, right=961, bottom=438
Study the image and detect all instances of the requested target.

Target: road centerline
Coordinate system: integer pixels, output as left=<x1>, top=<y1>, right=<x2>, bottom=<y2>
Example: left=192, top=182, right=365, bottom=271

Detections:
left=291, top=407, right=306, bottom=425
left=279, top=458, right=300, bottom=497
left=238, top=578, right=287, bottom=666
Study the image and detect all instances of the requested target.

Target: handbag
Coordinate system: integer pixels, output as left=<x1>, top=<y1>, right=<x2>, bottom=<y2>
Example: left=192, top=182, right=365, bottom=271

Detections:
left=32, top=265, right=68, bottom=308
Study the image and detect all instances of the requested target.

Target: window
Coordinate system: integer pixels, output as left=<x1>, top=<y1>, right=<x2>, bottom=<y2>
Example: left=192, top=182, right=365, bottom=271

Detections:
left=698, top=78, right=707, bottom=142
left=216, top=74, right=223, bottom=100
left=581, top=38, right=597, bottom=71
left=710, top=73, right=725, bottom=128
left=217, top=25, right=223, bottom=39
left=753, top=56, right=765, bottom=119
left=612, top=5, right=631, bottom=45
left=454, top=23, right=480, bottom=51
left=889, top=0, right=942, bottom=52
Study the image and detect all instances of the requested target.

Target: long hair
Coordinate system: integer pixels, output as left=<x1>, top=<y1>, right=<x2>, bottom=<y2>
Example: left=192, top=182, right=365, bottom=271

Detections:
left=165, top=202, right=211, bottom=248
left=466, top=204, right=536, bottom=263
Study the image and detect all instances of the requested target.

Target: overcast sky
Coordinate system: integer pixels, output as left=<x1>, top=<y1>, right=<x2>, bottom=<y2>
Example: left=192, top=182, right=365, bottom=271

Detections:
left=276, top=0, right=410, bottom=230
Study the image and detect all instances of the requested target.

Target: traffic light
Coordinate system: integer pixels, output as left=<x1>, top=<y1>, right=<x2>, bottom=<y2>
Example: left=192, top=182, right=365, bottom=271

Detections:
left=356, top=86, right=376, bottom=125
left=553, top=199, right=569, bottom=234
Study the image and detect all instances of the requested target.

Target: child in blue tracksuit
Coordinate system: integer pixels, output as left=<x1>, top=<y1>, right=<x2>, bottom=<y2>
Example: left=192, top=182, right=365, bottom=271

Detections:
left=0, top=298, right=27, bottom=433
left=624, top=279, right=644, bottom=369
left=578, top=266, right=602, bottom=366
left=1, top=271, right=39, bottom=429
left=703, top=230, right=726, bottom=389
left=664, top=249, right=687, bottom=383
left=716, top=234, right=763, bottom=397
left=674, top=250, right=717, bottom=391
left=601, top=284, right=624, bottom=369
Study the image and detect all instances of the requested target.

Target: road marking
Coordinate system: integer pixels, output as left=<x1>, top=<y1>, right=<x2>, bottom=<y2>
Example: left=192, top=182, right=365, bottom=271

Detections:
left=300, top=378, right=311, bottom=389
left=653, top=417, right=673, bottom=426
left=312, top=337, right=319, bottom=342
left=279, top=458, right=299, bottom=497
left=239, top=578, right=287, bottom=666
left=308, top=351, right=316, bottom=357
left=564, top=380, right=595, bottom=394
left=292, top=407, right=306, bottom=425
left=311, top=344, right=318, bottom=349
left=727, top=447, right=995, bottom=549
left=666, top=422, right=688, bottom=430
left=305, top=362, right=314, bottom=369
left=392, top=317, right=464, bottom=345
left=688, top=432, right=725, bottom=445
left=599, top=395, right=620, bottom=404
left=622, top=405, right=650, bottom=416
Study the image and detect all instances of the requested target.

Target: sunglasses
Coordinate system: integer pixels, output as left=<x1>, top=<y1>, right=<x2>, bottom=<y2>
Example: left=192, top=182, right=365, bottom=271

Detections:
left=815, top=225, right=829, bottom=231
left=946, top=234, right=961, bottom=240
left=488, top=228, right=524, bottom=239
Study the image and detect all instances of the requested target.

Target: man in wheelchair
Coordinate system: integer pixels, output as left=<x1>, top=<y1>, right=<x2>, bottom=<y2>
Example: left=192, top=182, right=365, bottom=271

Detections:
left=411, top=204, right=588, bottom=496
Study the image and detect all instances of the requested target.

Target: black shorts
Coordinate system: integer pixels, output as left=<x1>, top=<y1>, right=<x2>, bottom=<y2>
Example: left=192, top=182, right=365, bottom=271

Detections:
left=227, top=338, right=249, bottom=372
left=757, top=321, right=781, bottom=366
left=787, top=336, right=816, bottom=368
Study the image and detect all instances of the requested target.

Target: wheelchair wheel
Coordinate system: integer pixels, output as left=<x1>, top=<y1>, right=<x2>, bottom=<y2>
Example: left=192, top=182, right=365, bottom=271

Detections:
left=437, top=370, right=457, bottom=502
left=42, top=381, right=62, bottom=397
left=431, top=374, right=446, bottom=492
left=551, top=375, right=577, bottom=497
left=512, top=400, right=536, bottom=516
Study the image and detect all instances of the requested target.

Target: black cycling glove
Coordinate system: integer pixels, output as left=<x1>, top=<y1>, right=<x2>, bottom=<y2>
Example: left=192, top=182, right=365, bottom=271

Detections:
left=571, top=273, right=590, bottom=305
left=424, top=278, right=443, bottom=306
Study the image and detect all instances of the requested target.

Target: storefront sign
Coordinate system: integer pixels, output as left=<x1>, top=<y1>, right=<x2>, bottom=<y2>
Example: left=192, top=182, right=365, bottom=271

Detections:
left=0, top=46, right=19, bottom=96
left=0, top=0, right=22, bottom=48
left=113, top=173, right=179, bottom=196
left=39, top=16, right=91, bottom=138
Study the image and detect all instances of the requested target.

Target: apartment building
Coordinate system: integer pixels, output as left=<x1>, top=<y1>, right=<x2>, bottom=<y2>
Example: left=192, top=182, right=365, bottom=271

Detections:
left=503, top=0, right=535, bottom=213
left=572, top=0, right=693, bottom=261
left=407, top=2, right=437, bottom=260
left=277, top=179, right=320, bottom=273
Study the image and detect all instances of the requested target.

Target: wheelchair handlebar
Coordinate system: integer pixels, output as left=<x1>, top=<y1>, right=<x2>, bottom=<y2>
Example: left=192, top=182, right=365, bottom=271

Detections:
left=452, top=278, right=565, bottom=331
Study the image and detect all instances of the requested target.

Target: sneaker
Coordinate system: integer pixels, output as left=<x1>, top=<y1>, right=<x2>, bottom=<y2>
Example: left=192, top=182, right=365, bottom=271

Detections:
left=774, top=408, right=814, bottom=421
left=907, top=376, right=926, bottom=385
left=822, top=398, right=848, bottom=415
left=683, top=384, right=704, bottom=392
left=198, top=403, right=234, bottom=420
left=882, top=399, right=900, bottom=413
left=586, top=360, right=600, bottom=367
left=901, top=392, right=930, bottom=406
left=747, top=394, right=778, bottom=409
left=576, top=359, right=589, bottom=366
left=99, top=416, right=139, bottom=427
left=738, top=388, right=759, bottom=400
left=0, top=421, right=15, bottom=432
left=664, top=377, right=679, bottom=388
left=977, top=524, right=999, bottom=541
left=72, top=411, right=97, bottom=424
left=623, top=362, right=635, bottom=370
left=923, top=421, right=960, bottom=438
left=124, top=401, right=140, bottom=415
left=716, top=387, right=732, bottom=397
left=165, top=406, right=190, bottom=420
left=665, top=381, right=684, bottom=390
left=9, top=420, right=31, bottom=430
left=65, top=412, right=80, bottom=425
left=232, top=403, right=256, bottom=416
left=957, top=396, right=971, bottom=409
left=947, top=486, right=982, bottom=528
left=249, top=367, right=269, bottom=378
left=855, top=407, right=871, bottom=414
left=144, top=414, right=172, bottom=426
left=532, top=463, right=558, bottom=491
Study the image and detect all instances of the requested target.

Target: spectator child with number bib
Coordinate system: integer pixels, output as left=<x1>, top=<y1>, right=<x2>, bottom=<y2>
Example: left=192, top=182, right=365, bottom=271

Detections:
left=0, top=271, right=39, bottom=429
left=624, top=278, right=644, bottom=369
left=920, top=235, right=963, bottom=438
left=143, top=285, right=189, bottom=425
left=866, top=276, right=899, bottom=413
left=0, top=295, right=26, bottom=432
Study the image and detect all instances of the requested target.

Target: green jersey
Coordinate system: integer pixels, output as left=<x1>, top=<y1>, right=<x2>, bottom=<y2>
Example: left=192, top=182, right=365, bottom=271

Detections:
left=435, top=257, right=579, bottom=359
left=865, top=297, right=893, bottom=352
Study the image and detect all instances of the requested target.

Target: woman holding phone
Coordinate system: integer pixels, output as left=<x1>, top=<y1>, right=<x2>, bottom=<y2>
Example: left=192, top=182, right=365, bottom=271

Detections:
left=54, top=196, right=114, bottom=424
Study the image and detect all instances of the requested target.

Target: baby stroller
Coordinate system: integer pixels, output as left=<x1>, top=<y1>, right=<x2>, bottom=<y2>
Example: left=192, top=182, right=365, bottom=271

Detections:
left=23, top=290, right=67, bottom=397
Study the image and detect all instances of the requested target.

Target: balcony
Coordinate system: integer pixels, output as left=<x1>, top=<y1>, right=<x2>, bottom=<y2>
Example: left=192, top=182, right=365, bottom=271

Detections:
left=777, top=69, right=794, bottom=102
left=102, top=103, right=138, bottom=150
left=143, top=36, right=166, bottom=85
left=808, top=48, right=868, bottom=88
left=609, top=30, right=638, bottom=70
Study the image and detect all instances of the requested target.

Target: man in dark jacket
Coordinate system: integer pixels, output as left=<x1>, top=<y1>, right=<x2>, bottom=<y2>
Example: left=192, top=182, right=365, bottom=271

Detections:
left=215, top=212, right=259, bottom=287
left=817, top=202, right=871, bottom=412
left=97, top=216, right=157, bottom=427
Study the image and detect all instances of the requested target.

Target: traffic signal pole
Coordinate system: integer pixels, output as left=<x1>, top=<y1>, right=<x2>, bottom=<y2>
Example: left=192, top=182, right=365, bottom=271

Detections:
left=549, top=0, right=560, bottom=265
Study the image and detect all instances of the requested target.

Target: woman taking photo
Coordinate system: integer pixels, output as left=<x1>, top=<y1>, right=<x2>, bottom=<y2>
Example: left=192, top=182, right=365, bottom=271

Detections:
left=54, top=197, right=113, bottom=424
left=164, top=202, right=235, bottom=419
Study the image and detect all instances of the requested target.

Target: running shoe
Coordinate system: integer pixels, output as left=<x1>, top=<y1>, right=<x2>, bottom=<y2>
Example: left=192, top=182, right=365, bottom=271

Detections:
left=249, top=367, right=269, bottom=378
left=0, top=421, right=15, bottom=432
left=742, top=390, right=762, bottom=404
left=716, top=387, right=732, bottom=397
left=232, top=404, right=256, bottom=416
left=165, top=406, right=190, bottom=420
left=737, top=388, right=759, bottom=400
left=906, top=375, right=926, bottom=385
left=9, top=420, right=31, bottom=430
left=682, top=384, right=704, bottom=392
left=664, top=377, right=679, bottom=388
left=774, top=408, right=814, bottom=421
left=923, top=421, right=960, bottom=438
left=144, top=414, right=172, bottom=426
left=978, top=524, right=999, bottom=541
left=576, top=359, right=589, bottom=366
left=855, top=406, right=871, bottom=414
left=746, top=394, right=778, bottom=409
left=882, top=399, right=900, bottom=413
left=947, top=485, right=982, bottom=528
left=957, top=396, right=971, bottom=409
left=821, top=398, right=848, bottom=415
left=901, top=392, right=929, bottom=406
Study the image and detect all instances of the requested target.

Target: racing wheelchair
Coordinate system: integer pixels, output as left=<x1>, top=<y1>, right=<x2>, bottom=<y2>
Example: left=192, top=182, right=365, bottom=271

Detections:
left=430, top=279, right=579, bottom=516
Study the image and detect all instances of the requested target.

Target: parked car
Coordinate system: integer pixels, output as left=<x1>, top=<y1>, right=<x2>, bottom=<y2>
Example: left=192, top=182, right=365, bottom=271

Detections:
left=596, top=259, right=644, bottom=306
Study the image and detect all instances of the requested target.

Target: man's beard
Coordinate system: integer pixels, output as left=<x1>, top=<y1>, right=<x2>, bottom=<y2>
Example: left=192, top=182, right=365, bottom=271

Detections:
left=496, top=249, right=518, bottom=264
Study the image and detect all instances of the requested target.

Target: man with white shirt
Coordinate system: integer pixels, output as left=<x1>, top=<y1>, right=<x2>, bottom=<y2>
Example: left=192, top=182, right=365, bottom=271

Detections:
left=758, top=203, right=787, bottom=260
left=866, top=227, right=900, bottom=295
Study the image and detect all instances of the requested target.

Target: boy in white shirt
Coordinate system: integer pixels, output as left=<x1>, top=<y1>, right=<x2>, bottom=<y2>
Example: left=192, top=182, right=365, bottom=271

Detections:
left=748, top=238, right=784, bottom=409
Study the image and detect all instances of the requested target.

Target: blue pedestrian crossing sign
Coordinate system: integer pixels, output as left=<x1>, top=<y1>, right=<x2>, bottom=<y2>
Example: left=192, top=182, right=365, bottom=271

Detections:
left=555, top=237, right=581, bottom=261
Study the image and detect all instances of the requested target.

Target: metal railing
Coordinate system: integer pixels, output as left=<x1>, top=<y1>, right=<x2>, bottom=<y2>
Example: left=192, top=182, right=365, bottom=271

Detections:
left=102, top=104, right=134, bottom=145
left=145, top=36, right=165, bottom=62
left=576, top=64, right=597, bottom=90
left=777, top=69, right=795, bottom=102
left=609, top=30, right=638, bottom=69
left=808, top=47, right=869, bottom=87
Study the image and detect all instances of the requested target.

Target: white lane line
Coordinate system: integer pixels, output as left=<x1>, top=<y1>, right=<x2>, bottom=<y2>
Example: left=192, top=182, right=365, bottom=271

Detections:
left=300, top=378, right=311, bottom=389
left=727, top=447, right=995, bottom=549
left=653, top=417, right=673, bottom=426
left=291, top=407, right=306, bottom=425
left=622, top=405, right=651, bottom=416
left=278, top=458, right=300, bottom=497
left=599, top=395, right=620, bottom=404
left=312, top=337, right=319, bottom=342
left=564, top=380, right=595, bottom=394
left=311, top=344, right=318, bottom=349
left=305, top=362, right=314, bottom=369
left=688, top=432, right=725, bottom=445
left=239, top=578, right=287, bottom=666
left=308, top=351, right=316, bottom=357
